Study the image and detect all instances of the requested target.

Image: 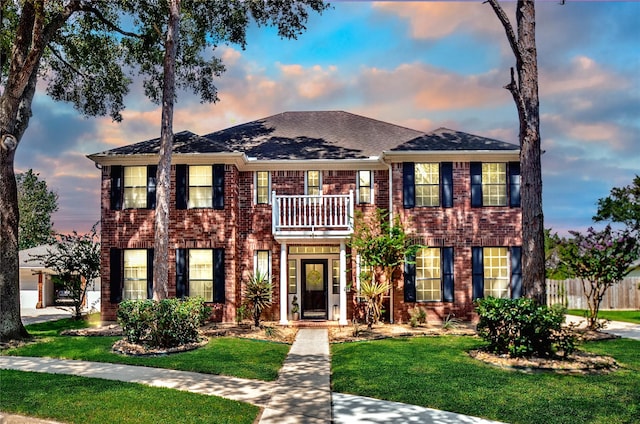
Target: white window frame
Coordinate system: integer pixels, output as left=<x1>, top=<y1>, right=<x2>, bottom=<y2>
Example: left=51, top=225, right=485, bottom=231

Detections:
left=415, top=247, right=442, bottom=302
left=188, top=249, right=214, bottom=301
left=255, top=250, right=272, bottom=278
left=123, top=166, right=147, bottom=209
left=305, top=170, right=322, bottom=196
left=123, top=249, right=147, bottom=300
left=188, top=165, right=213, bottom=209
left=415, top=163, right=440, bottom=207
left=356, top=170, right=374, bottom=204
left=255, top=171, right=271, bottom=205
left=483, top=247, right=509, bottom=298
left=482, top=163, right=507, bottom=206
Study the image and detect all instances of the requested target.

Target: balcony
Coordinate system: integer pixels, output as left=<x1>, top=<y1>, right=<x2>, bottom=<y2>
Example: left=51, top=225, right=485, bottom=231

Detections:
left=272, top=191, right=354, bottom=240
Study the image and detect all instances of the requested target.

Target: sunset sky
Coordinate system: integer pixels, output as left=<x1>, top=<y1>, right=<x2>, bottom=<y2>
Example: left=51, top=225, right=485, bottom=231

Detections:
left=14, top=1, right=640, bottom=237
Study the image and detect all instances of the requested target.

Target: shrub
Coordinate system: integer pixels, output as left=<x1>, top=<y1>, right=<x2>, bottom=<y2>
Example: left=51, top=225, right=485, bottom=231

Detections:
left=475, top=297, right=576, bottom=358
left=408, top=307, right=427, bottom=327
left=243, top=270, right=273, bottom=327
left=117, top=297, right=211, bottom=348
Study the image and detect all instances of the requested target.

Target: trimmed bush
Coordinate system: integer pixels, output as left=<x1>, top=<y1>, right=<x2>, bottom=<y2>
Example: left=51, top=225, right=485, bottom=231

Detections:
left=117, top=297, right=211, bottom=348
left=475, top=297, right=576, bottom=358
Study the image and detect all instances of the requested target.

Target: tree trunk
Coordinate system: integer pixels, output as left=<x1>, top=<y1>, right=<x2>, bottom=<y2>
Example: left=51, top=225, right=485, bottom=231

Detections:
left=153, top=0, right=181, bottom=300
left=488, top=0, right=546, bottom=305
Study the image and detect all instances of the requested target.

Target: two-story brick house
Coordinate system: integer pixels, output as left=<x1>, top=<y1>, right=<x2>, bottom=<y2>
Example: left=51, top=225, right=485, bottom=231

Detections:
left=88, top=111, right=522, bottom=325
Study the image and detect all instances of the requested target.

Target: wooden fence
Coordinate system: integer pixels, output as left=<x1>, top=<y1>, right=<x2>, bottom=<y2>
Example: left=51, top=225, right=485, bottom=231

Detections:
left=546, top=278, right=640, bottom=310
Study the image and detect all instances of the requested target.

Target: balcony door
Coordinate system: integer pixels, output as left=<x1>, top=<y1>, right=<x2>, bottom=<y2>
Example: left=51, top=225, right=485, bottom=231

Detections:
left=301, top=259, right=328, bottom=319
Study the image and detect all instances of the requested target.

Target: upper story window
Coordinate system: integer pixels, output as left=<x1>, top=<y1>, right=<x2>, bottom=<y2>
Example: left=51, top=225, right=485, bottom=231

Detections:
left=471, top=162, right=520, bottom=208
left=415, top=163, right=440, bottom=207
left=110, top=165, right=156, bottom=210
left=306, top=170, right=321, bottom=196
left=188, top=166, right=213, bottom=208
left=402, top=162, right=452, bottom=209
left=357, top=170, right=373, bottom=204
left=472, top=246, right=522, bottom=300
left=176, top=164, right=225, bottom=210
left=256, top=171, right=271, bottom=204
left=404, top=247, right=454, bottom=303
left=123, top=249, right=148, bottom=300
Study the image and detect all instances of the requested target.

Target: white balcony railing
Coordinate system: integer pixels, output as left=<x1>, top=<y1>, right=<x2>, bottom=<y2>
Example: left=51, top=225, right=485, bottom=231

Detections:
left=272, top=190, right=354, bottom=237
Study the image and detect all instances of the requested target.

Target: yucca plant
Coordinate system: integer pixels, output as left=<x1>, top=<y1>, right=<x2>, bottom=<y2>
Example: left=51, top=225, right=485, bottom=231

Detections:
left=360, top=279, right=390, bottom=329
left=243, top=270, right=273, bottom=327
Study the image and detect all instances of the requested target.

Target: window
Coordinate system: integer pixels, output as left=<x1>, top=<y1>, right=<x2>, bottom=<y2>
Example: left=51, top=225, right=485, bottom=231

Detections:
left=470, top=162, right=520, bottom=208
left=482, top=163, right=506, bottom=206
left=123, top=250, right=147, bottom=300
left=332, top=259, right=340, bottom=294
left=176, top=248, right=225, bottom=303
left=189, top=250, right=213, bottom=300
left=256, top=250, right=270, bottom=277
left=288, top=259, right=297, bottom=294
left=483, top=247, right=509, bottom=298
left=256, top=171, right=270, bottom=204
left=357, top=171, right=373, bottom=204
left=403, top=162, right=452, bottom=209
left=188, top=166, right=213, bottom=208
left=472, top=246, right=522, bottom=300
left=123, top=166, right=148, bottom=209
left=306, top=170, right=321, bottom=195
left=416, top=248, right=441, bottom=301
left=176, top=164, right=224, bottom=210
left=415, top=163, right=439, bottom=207
left=404, top=247, right=454, bottom=303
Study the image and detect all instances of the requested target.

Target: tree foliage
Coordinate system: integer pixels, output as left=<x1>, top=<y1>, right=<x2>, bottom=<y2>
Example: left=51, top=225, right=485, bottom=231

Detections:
left=593, top=175, right=640, bottom=234
left=560, top=226, right=639, bottom=330
left=32, top=224, right=100, bottom=319
left=348, top=209, right=421, bottom=328
left=16, top=169, right=58, bottom=250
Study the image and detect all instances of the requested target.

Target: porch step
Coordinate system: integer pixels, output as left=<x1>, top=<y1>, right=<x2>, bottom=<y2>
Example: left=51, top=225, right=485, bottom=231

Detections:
left=285, top=320, right=343, bottom=328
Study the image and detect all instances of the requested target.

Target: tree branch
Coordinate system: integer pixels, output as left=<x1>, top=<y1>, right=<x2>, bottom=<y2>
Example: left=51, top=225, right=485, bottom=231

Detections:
left=47, top=43, right=89, bottom=79
left=485, top=0, right=523, bottom=66
left=78, top=3, right=146, bottom=40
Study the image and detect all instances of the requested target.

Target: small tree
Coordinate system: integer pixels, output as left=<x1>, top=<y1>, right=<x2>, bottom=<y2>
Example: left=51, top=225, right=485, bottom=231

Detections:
left=348, top=209, right=421, bottom=328
left=593, top=175, right=640, bottom=234
left=561, top=226, right=639, bottom=330
left=243, top=270, right=273, bottom=327
left=17, top=169, right=58, bottom=250
left=32, top=225, right=100, bottom=319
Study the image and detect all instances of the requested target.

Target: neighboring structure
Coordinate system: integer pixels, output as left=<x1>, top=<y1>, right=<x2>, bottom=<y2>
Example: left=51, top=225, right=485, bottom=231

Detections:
left=19, top=245, right=101, bottom=310
left=88, top=111, right=522, bottom=324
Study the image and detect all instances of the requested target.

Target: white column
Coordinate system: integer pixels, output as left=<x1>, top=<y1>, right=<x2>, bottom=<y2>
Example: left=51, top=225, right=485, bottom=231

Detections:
left=339, top=240, right=348, bottom=325
left=279, top=242, right=289, bottom=325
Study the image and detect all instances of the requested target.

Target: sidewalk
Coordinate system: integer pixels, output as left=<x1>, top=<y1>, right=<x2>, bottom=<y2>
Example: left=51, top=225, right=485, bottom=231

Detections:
left=565, top=315, right=640, bottom=341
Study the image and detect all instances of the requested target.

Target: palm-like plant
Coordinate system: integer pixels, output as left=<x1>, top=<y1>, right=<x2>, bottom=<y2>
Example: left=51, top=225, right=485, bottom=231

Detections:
left=359, top=276, right=390, bottom=329
left=243, top=270, right=273, bottom=327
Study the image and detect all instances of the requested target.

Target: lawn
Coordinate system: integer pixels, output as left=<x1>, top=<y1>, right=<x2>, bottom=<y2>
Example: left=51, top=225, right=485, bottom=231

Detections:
left=0, top=369, right=258, bottom=424
left=2, top=317, right=290, bottom=381
left=567, top=309, right=640, bottom=325
left=331, top=336, right=640, bottom=424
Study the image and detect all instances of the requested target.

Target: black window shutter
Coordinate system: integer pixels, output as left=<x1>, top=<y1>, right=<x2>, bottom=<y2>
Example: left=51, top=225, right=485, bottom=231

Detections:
left=441, top=162, right=453, bottom=208
left=176, top=248, right=187, bottom=299
left=403, top=162, right=415, bottom=209
left=147, top=249, right=154, bottom=299
left=109, top=248, right=122, bottom=303
left=470, top=162, right=483, bottom=207
left=404, top=254, right=416, bottom=302
left=472, top=247, right=484, bottom=300
left=510, top=246, right=522, bottom=299
left=213, top=248, right=225, bottom=303
left=213, top=165, right=225, bottom=210
left=147, top=165, right=157, bottom=210
left=442, top=247, right=454, bottom=302
left=110, top=166, right=123, bottom=210
left=509, top=162, right=521, bottom=208
left=176, top=164, right=187, bottom=210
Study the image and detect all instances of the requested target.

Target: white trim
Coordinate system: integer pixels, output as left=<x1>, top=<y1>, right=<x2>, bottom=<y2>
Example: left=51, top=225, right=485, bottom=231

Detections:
left=356, top=170, right=374, bottom=204
left=305, top=170, right=322, bottom=195
left=339, top=241, right=348, bottom=325
left=279, top=243, right=288, bottom=325
left=254, top=171, right=271, bottom=205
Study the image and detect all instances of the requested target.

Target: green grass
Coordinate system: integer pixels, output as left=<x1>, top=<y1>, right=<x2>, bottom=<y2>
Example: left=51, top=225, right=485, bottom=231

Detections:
left=331, top=336, right=640, bottom=424
left=1, top=317, right=290, bottom=381
left=0, top=369, right=258, bottom=424
left=567, top=309, right=640, bottom=325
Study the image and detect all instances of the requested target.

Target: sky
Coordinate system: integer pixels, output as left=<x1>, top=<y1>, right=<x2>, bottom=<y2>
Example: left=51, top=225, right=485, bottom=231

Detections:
left=14, top=1, right=640, bottom=237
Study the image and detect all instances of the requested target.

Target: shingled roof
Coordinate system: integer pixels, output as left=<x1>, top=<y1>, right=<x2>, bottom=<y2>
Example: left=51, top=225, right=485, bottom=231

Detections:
left=88, top=111, right=518, bottom=161
left=203, top=111, right=424, bottom=159
left=393, top=128, right=519, bottom=151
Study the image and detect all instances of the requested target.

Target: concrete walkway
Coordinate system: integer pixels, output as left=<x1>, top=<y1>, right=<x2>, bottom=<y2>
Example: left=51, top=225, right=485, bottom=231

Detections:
left=565, top=315, right=640, bottom=341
